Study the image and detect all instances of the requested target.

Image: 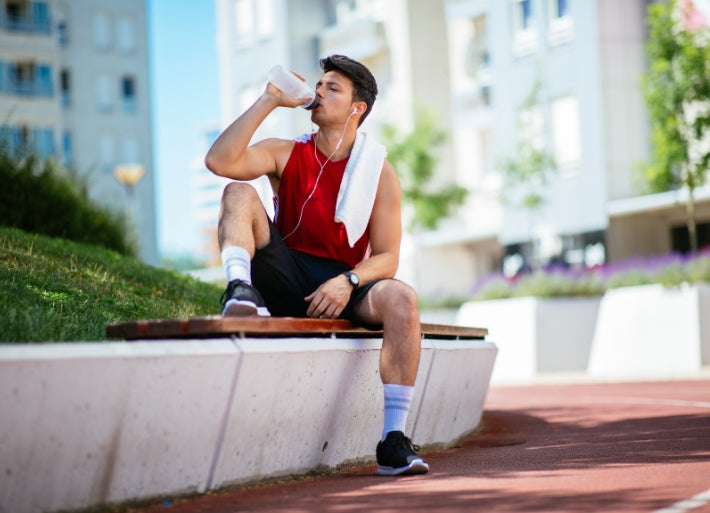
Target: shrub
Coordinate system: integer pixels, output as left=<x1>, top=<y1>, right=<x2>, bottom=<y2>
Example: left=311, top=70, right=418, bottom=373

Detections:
left=469, top=251, right=710, bottom=301
left=0, top=140, right=136, bottom=256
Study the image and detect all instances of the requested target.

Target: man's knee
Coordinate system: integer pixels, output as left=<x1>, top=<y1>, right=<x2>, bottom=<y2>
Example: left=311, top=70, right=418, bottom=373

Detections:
left=222, top=181, right=260, bottom=205
left=376, top=280, right=419, bottom=321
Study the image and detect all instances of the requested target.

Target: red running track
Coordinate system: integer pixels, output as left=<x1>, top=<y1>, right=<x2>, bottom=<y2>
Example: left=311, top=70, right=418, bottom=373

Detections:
left=130, top=379, right=710, bottom=513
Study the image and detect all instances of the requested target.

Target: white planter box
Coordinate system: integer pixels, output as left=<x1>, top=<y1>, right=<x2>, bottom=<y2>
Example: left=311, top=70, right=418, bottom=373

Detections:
left=588, top=283, right=710, bottom=379
left=457, top=296, right=601, bottom=384
left=0, top=336, right=497, bottom=513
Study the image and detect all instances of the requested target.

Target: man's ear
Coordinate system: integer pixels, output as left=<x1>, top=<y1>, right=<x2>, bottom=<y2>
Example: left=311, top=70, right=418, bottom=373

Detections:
left=353, top=101, right=367, bottom=115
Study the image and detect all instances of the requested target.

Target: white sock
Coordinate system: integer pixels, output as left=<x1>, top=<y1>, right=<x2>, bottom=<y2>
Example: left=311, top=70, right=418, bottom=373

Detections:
left=382, top=384, right=413, bottom=440
left=221, top=246, right=251, bottom=284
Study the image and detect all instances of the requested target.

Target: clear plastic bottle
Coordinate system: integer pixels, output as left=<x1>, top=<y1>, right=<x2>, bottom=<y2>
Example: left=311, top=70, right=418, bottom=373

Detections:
left=267, top=65, right=319, bottom=109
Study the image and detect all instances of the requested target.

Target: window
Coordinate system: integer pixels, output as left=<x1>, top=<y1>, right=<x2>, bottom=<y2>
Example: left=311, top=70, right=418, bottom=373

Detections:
left=255, top=0, right=274, bottom=38
left=234, top=0, right=255, bottom=45
left=97, top=74, right=112, bottom=112
left=4, top=0, right=50, bottom=33
left=31, top=1, right=50, bottom=33
left=57, top=3, right=69, bottom=44
left=62, top=131, right=72, bottom=165
left=551, top=95, right=581, bottom=169
left=465, top=15, right=490, bottom=77
left=6, top=61, right=52, bottom=97
left=548, top=0, right=573, bottom=46
left=234, top=0, right=274, bottom=45
left=93, top=13, right=111, bottom=51
left=512, top=0, right=537, bottom=57
left=121, top=76, right=136, bottom=113
left=35, top=64, right=52, bottom=96
left=550, top=0, right=569, bottom=19
left=117, top=17, right=136, bottom=53
left=121, top=137, right=139, bottom=164
left=60, top=69, right=70, bottom=107
left=513, top=0, right=533, bottom=30
left=99, top=135, right=114, bottom=173
left=57, top=20, right=68, bottom=45
left=32, top=127, right=55, bottom=158
left=8, top=61, right=34, bottom=94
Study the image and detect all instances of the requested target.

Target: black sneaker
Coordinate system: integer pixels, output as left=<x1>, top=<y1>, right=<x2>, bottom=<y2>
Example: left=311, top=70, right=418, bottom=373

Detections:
left=220, top=280, right=271, bottom=317
left=376, top=431, right=429, bottom=476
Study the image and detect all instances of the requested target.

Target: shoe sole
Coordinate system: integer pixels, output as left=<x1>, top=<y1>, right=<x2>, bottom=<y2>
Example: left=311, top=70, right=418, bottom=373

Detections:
left=376, top=459, right=429, bottom=476
left=222, top=299, right=271, bottom=317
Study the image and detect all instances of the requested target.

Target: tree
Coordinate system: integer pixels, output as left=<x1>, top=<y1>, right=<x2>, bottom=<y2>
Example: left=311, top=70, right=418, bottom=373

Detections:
left=497, top=79, right=557, bottom=269
left=382, top=106, right=468, bottom=231
left=642, top=0, right=710, bottom=252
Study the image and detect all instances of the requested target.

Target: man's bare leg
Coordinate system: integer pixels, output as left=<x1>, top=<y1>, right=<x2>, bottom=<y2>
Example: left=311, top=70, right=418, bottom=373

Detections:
left=354, top=279, right=421, bottom=385
left=355, top=279, right=428, bottom=475
left=218, top=182, right=271, bottom=316
left=218, top=182, right=271, bottom=253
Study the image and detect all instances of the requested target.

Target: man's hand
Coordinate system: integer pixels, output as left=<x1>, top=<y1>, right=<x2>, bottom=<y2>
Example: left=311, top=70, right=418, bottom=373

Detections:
left=266, top=78, right=314, bottom=109
left=305, top=274, right=352, bottom=319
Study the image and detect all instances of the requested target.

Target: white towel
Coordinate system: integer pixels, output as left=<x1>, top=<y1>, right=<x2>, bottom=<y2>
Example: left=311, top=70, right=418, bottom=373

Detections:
left=335, top=132, right=386, bottom=247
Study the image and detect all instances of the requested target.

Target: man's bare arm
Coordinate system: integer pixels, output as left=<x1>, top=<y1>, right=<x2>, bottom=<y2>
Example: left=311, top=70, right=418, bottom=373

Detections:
left=351, top=159, right=402, bottom=283
left=204, top=85, right=306, bottom=180
left=304, top=160, right=402, bottom=319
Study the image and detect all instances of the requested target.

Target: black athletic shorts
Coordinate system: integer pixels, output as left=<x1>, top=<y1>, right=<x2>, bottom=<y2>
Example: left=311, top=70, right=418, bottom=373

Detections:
left=251, top=217, right=381, bottom=322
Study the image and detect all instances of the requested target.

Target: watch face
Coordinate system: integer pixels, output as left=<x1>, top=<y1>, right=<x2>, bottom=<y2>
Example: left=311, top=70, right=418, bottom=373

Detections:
left=348, top=272, right=359, bottom=287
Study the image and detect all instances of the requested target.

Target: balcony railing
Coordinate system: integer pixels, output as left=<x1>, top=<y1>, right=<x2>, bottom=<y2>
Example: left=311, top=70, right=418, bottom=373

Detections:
left=1, top=80, right=53, bottom=97
left=1, top=4, right=51, bottom=35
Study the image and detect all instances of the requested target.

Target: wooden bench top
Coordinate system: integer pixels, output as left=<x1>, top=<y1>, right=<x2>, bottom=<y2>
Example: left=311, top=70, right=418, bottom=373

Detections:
left=106, top=316, right=488, bottom=341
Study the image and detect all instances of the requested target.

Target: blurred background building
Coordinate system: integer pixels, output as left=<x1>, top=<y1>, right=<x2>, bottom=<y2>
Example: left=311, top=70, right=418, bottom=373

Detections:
left=208, top=0, right=709, bottom=299
left=0, top=0, right=158, bottom=264
left=4, top=0, right=708, bottom=298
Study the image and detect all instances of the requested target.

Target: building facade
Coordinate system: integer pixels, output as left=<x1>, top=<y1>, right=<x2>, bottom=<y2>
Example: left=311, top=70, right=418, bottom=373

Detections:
left=0, top=0, right=158, bottom=264
left=213, top=0, right=707, bottom=298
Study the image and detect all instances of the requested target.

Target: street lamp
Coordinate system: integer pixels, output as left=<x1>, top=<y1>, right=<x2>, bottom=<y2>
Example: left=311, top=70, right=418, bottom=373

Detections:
left=113, top=163, right=145, bottom=190
left=113, top=163, right=145, bottom=220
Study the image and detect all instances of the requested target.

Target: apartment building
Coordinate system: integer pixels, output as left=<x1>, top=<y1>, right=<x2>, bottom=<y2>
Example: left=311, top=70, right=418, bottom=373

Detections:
left=427, top=0, right=653, bottom=295
left=214, top=0, right=702, bottom=297
left=0, top=0, right=158, bottom=264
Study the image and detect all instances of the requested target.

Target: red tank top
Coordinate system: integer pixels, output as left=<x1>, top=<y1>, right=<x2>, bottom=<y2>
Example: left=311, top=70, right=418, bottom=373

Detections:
left=275, top=135, right=370, bottom=267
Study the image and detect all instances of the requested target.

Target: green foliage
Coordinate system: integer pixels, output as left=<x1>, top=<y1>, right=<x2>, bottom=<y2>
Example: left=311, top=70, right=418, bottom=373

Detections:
left=641, top=0, right=710, bottom=251
left=382, top=106, right=468, bottom=230
left=0, top=227, right=222, bottom=342
left=642, top=0, right=710, bottom=192
left=498, top=79, right=557, bottom=213
left=0, top=138, right=136, bottom=256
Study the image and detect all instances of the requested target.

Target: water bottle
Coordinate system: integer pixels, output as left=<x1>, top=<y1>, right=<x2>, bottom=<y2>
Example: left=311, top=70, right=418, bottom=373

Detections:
left=267, top=65, right=319, bottom=109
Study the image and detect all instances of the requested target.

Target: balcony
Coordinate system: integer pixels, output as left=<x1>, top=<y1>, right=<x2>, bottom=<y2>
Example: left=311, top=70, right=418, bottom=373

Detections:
left=319, top=18, right=386, bottom=61
left=0, top=63, right=54, bottom=98
left=1, top=2, right=51, bottom=35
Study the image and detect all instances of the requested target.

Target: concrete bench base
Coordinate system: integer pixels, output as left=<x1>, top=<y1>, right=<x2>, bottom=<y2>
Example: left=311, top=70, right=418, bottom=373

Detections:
left=0, top=333, right=496, bottom=513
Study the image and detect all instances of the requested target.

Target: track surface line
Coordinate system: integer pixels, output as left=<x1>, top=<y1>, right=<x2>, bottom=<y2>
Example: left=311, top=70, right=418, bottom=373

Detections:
left=653, top=488, right=710, bottom=513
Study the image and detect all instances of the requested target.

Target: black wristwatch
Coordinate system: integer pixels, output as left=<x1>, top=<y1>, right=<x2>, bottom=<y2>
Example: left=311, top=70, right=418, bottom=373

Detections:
left=344, top=271, right=360, bottom=290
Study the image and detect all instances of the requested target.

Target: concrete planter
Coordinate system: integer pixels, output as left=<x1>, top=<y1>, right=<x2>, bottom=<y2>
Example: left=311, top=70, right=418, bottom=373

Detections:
left=0, top=336, right=497, bottom=513
left=457, top=296, right=601, bottom=384
left=588, top=283, right=710, bottom=379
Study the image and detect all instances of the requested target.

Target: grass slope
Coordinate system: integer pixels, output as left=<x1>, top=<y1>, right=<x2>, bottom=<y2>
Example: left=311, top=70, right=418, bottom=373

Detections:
left=0, top=227, right=223, bottom=342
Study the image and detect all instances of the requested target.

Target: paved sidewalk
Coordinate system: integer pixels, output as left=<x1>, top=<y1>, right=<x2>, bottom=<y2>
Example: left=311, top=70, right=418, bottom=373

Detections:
left=129, top=379, right=710, bottom=513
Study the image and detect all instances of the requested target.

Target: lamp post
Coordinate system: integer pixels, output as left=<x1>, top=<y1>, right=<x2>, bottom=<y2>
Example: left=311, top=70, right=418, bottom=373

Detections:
left=113, top=163, right=145, bottom=221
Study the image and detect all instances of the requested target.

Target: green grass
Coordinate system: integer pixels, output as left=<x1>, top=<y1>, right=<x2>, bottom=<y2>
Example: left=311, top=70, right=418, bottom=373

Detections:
left=0, top=227, right=223, bottom=343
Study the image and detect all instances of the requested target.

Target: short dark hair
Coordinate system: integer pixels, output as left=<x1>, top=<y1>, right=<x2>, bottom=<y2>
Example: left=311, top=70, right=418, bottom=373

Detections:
left=320, top=54, right=378, bottom=125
